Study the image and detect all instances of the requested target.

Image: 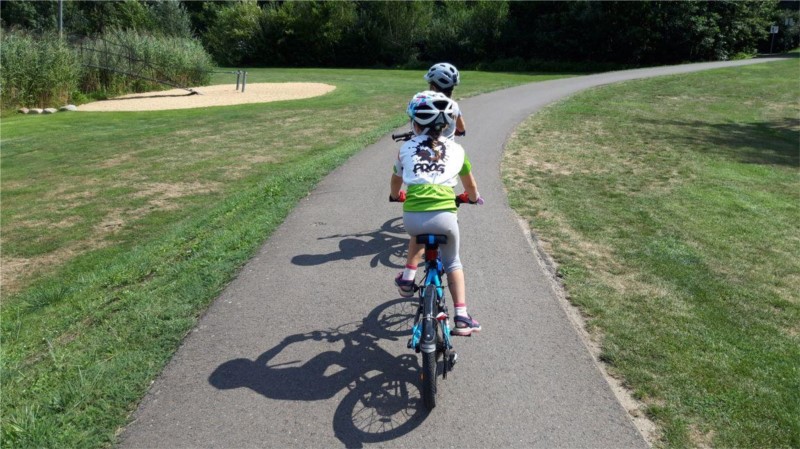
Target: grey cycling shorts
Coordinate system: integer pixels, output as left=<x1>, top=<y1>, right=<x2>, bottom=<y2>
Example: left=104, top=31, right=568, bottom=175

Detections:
left=403, top=210, right=462, bottom=273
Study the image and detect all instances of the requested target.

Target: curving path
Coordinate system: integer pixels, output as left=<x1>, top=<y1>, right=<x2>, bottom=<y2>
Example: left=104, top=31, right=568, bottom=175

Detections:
left=120, top=58, right=782, bottom=448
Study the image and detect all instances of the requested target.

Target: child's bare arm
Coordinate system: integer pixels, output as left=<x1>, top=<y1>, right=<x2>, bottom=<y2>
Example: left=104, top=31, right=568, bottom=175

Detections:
left=459, top=172, right=479, bottom=202
left=456, top=115, right=466, bottom=133
left=390, top=173, right=404, bottom=200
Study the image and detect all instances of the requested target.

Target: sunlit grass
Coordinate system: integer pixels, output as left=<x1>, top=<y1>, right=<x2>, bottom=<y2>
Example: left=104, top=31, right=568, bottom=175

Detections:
left=503, top=60, right=799, bottom=448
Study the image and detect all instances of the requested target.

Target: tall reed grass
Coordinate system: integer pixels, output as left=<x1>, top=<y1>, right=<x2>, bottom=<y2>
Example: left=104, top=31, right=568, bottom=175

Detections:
left=0, top=30, right=81, bottom=109
left=78, top=29, right=214, bottom=96
left=0, top=28, right=214, bottom=111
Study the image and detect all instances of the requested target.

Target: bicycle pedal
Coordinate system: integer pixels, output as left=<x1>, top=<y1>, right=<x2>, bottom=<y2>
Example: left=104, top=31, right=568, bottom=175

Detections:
left=435, top=312, right=448, bottom=321
left=449, top=353, right=458, bottom=370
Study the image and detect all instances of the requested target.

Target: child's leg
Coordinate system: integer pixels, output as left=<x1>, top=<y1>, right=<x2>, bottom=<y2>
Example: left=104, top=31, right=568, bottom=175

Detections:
left=396, top=232, right=424, bottom=298
left=399, top=239, right=423, bottom=283
left=446, top=269, right=466, bottom=305
left=405, top=240, right=423, bottom=273
left=447, top=268, right=481, bottom=335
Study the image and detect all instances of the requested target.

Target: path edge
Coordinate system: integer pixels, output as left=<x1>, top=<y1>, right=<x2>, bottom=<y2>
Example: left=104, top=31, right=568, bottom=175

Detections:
left=514, top=213, right=660, bottom=447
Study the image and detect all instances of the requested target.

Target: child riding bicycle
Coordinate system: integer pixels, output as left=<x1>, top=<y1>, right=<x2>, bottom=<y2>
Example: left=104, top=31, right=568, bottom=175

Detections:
left=389, top=91, right=482, bottom=336
left=424, top=62, right=466, bottom=138
left=398, top=63, right=468, bottom=282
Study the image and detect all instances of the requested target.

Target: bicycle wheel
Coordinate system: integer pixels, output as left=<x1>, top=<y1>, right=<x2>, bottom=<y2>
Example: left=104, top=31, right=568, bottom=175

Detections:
left=420, top=285, right=438, bottom=410
left=421, top=330, right=437, bottom=410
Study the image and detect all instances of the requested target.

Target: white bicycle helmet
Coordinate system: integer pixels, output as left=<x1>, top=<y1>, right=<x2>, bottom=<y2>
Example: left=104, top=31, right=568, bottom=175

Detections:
left=407, top=91, right=456, bottom=136
left=424, top=62, right=460, bottom=90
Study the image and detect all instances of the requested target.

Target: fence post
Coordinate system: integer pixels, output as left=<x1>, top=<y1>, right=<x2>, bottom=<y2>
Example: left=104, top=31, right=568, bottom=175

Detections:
left=236, top=70, right=241, bottom=91
left=242, top=72, right=247, bottom=93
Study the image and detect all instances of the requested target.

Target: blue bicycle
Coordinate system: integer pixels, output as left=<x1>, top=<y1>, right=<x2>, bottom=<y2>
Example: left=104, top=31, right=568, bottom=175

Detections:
left=407, top=232, right=457, bottom=410
left=390, top=131, right=482, bottom=410
left=391, top=191, right=480, bottom=410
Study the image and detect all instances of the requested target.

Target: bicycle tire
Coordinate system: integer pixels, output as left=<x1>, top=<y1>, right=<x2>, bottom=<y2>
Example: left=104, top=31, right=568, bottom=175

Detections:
left=420, top=285, right=438, bottom=410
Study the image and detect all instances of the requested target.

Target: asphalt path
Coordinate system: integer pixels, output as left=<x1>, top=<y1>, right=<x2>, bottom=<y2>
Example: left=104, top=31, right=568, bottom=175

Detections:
left=120, top=58, right=782, bottom=449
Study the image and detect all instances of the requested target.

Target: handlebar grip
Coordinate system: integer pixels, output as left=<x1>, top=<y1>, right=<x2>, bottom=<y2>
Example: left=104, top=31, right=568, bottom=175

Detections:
left=392, top=131, right=414, bottom=142
left=455, top=192, right=484, bottom=207
left=389, top=190, right=406, bottom=202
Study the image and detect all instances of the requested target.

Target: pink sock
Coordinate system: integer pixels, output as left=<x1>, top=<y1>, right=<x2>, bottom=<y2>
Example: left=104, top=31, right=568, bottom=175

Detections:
left=454, top=304, right=468, bottom=317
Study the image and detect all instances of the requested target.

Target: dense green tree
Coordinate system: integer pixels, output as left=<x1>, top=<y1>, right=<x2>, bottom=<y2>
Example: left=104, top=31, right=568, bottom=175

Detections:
left=0, top=0, right=59, bottom=32
left=260, top=0, right=357, bottom=66
left=68, top=0, right=152, bottom=35
left=145, top=0, right=193, bottom=38
left=1, top=0, right=786, bottom=68
left=339, top=0, right=432, bottom=67
left=427, top=1, right=508, bottom=65
left=767, top=7, right=800, bottom=52
left=0, top=0, right=192, bottom=38
left=498, top=1, right=779, bottom=65
left=203, top=0, right=264, bottom=66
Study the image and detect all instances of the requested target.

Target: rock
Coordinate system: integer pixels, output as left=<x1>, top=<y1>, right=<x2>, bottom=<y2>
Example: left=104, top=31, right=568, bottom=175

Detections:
left=60, top=104, right=78, bottom=112
left=28, top=108, right=43, bottom=114
left=18, top=108, right=29, bottom=114
left=44, top=108, right=58, bottom=114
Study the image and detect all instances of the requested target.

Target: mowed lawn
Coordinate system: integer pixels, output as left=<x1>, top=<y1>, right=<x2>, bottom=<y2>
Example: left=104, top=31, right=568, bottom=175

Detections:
left=0, top=68, right=567, bottom=448
left=503, top=60, right=799, bottom=448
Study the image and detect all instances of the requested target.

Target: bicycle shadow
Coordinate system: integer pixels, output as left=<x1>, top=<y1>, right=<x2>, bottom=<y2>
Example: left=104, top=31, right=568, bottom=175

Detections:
left=208, top=298, right=426, bottom=447
left=291, top=217, right=408, bottom=269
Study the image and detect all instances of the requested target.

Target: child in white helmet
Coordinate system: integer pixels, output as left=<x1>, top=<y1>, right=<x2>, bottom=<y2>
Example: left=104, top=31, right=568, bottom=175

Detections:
left=423, top=62, right=466, bottom=138
left=396, top=63, right=468, bottom=287
left=390, top=91, right=482, bottom=336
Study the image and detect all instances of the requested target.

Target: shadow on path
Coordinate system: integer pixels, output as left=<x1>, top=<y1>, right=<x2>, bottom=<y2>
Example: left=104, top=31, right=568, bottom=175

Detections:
left=291, top=217, right=408, bottom=269
left=209, top=298, right=426, bottom=448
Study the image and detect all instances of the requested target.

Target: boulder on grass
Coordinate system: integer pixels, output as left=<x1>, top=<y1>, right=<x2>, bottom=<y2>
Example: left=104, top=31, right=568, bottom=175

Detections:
left=60, top=105, right=78, bottom=112
left=18, top=108, right=29, bottom=114
left=29, top=108, right=43, bottom=114
left=44, top=108, right=58, bottom=114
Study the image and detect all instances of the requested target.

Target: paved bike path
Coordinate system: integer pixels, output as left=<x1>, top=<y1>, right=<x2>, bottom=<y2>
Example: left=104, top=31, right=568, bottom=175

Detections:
left=121, top=58, right=781, bottom=448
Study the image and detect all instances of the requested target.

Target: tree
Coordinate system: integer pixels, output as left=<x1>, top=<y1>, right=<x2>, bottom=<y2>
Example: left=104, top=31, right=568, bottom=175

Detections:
left=424, top=1, right=508, bottom=66
left=203, top=0, right=265, bottom=66
left=260, top=0, right=357, bottom=66
left=340, top=0, right=432, bottom=67
left=145, top=0, right=193, bottom=38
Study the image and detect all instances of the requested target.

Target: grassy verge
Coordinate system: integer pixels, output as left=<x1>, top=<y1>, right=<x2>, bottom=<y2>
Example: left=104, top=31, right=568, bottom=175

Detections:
left=0, top=68, right=568, bottom=448
left=503, top=60, right=799, bottom=448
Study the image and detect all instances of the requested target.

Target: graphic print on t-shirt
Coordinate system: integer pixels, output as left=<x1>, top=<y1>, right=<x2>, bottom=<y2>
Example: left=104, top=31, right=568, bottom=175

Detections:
left=412, top=141, right=447, bottom=175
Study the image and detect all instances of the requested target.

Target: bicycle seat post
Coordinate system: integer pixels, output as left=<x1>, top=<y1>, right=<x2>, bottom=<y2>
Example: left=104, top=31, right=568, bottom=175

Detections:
left=416, top=234, right=448, bottom=264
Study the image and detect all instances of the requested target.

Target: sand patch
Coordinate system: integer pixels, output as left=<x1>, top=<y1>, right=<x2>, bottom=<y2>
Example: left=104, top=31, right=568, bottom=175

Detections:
left=78, top=83, right=336, bottom=112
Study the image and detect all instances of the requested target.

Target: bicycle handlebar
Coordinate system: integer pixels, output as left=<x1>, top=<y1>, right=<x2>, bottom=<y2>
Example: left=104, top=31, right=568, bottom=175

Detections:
left=392, top=131, right=414, bottom=142
left=455, top=192, right=484, bottom=206
left=390, top=190, right=484, bottom=207
left=391, top=130, right=465, bottom=142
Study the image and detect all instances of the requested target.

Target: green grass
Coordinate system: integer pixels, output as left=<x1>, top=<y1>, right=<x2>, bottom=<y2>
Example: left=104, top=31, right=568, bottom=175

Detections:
left=503, top=60, right=800, bottom=448
left=0, top=67, right=567, bottom=448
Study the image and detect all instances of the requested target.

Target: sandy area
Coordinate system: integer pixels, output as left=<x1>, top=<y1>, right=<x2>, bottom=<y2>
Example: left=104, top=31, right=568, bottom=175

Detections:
left=77, top=82, right=336, bottom=112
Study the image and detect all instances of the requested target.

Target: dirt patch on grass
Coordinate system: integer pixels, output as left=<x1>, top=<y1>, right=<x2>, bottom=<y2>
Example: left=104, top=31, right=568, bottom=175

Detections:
left=1, top=180, right=223, bottom=296
left=78, top=83, right=336, bottom=112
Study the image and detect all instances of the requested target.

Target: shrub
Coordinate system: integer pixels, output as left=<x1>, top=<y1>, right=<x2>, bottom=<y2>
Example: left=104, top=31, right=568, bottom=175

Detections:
left=0, top=29, right=81, bottom=109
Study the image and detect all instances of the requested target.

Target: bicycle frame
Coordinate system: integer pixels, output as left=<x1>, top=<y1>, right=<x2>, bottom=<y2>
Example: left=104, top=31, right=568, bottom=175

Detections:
left=408, top=235, right=454, bottom=355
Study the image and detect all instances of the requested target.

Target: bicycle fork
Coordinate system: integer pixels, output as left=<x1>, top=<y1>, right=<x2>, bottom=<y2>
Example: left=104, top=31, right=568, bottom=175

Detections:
left=408, top=278, right=454, bottom=357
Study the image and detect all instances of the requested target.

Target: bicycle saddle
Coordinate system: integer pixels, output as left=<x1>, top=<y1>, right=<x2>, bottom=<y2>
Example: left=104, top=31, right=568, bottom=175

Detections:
left=416, top=234, right=448, bottom=245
